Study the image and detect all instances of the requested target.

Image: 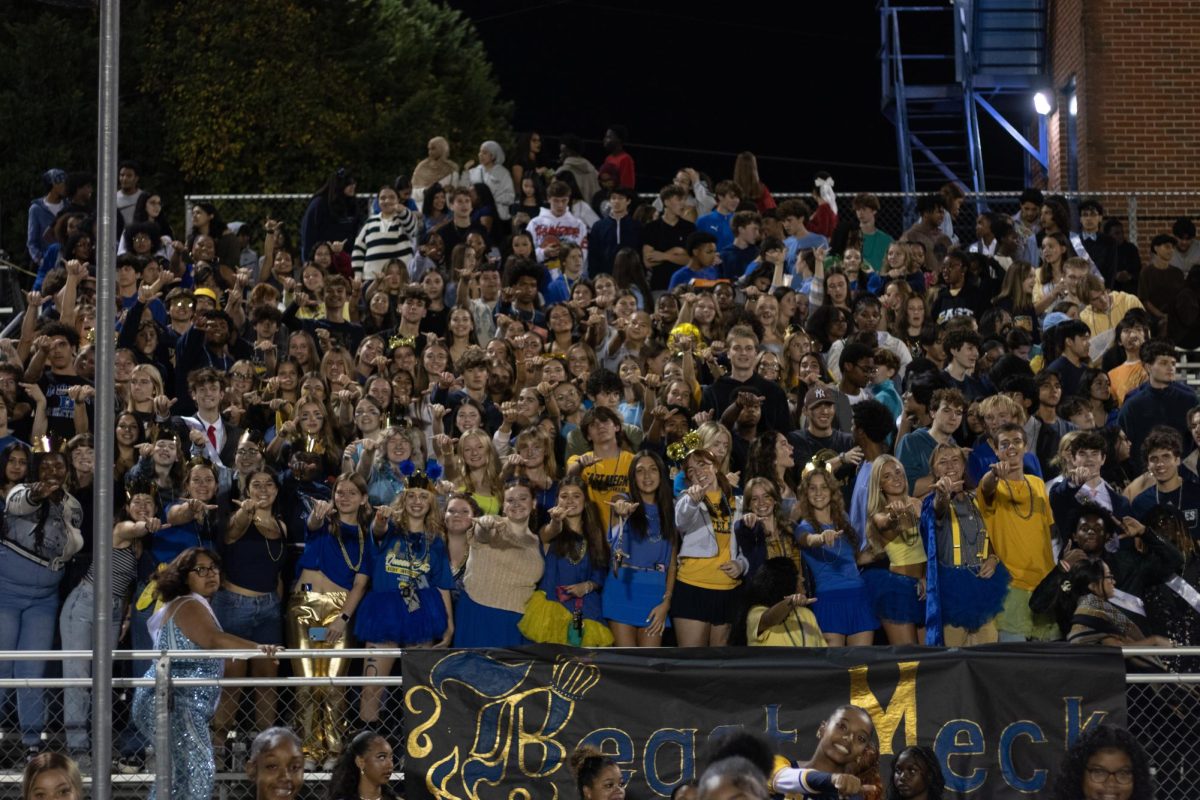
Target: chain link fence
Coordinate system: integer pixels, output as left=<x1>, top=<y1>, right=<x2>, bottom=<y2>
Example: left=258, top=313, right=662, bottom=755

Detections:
left=185, top=190, right=1200, bottom=260
left=0, top=649, right=406, bottom=800
left=0, top=650, right=1197, bottom=799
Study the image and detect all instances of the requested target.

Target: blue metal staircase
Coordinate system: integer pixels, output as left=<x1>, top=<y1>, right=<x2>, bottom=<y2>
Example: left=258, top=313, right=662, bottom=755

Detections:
left=880, top=0, right=1047, bottom=199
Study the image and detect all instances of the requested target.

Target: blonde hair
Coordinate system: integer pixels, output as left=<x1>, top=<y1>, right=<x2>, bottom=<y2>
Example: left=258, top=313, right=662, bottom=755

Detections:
left=978, top=393, right=1026, bottom=425
left=128, top=363, right=164, bottom=410
left=394, top=485, right=445, bottom=539
left=1053, top=430, right=1083, bottom=473
left=506, top=427, right=559, bottom=481
left=456, top=429, right=502, bottom=499
left=696, top=421, right=733, bottom=473
left=865, top=454, right=908, bottom=549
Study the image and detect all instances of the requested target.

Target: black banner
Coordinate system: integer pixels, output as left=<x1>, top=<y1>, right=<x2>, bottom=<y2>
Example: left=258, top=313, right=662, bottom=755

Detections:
left=401, top=645, right=1127, bottom=799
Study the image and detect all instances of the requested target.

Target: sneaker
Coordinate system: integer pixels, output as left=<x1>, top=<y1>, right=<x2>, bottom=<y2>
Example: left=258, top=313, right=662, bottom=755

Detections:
left=303, top=758, right=317, bottom=773
left=321, top=757, right=337, bottom=772
left=24, top=746, right=45, bottom=764
left=115, top=756, right=143, bottom=775
left=70, top=753, right=93, bottom=773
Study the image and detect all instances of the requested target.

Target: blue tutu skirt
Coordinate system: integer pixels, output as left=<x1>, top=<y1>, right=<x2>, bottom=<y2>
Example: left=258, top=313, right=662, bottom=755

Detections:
left=811, top=586, right=879, bottom=636
left=453, top=591, right=527, bottom=648
left=602, top=568, right=672, bottom=629
left=863, top=569, right=927, bottom=625
left=354, top=585, right=448, bottom=645
left=937, top=561, right=1010, bottom=631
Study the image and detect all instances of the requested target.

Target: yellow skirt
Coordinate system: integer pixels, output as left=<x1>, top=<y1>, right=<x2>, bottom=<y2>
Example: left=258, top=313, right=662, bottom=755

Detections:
left=518, top=590, right=614, bottom=647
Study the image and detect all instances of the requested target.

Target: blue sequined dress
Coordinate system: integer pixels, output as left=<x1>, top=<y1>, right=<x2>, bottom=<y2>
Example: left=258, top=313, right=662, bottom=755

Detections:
left=132, top=596, right=224, bottom=800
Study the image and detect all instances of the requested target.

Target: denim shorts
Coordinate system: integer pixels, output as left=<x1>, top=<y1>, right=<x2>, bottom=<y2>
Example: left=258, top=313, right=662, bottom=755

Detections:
left=211, top=588, right=283, bottom=645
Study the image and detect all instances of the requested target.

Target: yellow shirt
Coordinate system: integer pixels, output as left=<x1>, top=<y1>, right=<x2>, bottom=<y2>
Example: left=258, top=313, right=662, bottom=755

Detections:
left=885, top=523, right=928, bottom=568
left=677, top=491, right=737, bottom=590
left=1080, top=291, right=1144, bottom=338
left=1108, top=360, right=1148, bottom=406
left=980, top=474, right=1054, bottom=591
left=567, top=451, right=634, bottom=532
left=747, top=605, right=827, bottom=647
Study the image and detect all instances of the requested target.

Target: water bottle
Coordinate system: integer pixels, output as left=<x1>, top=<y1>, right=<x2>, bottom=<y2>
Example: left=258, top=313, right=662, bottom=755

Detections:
left=231, top=732, right=247, bottom=772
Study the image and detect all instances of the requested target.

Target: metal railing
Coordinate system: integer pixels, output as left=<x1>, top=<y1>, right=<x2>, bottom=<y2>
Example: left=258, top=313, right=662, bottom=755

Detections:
left=0, top=647, right=1196, bottom=799
left=0, top=648, right=406, bottom=800
left=183, top=189, right=1200, bottom=258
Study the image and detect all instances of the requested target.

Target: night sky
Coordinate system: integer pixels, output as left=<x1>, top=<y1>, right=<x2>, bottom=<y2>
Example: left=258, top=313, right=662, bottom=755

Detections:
left=447, top=0, right=1029, bottom=195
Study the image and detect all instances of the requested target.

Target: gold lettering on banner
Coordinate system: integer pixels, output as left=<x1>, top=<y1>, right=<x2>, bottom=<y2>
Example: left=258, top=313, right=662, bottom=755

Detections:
left=849, top=661, right=919, bottom=755
left=405, top=685, right=442, bottom=759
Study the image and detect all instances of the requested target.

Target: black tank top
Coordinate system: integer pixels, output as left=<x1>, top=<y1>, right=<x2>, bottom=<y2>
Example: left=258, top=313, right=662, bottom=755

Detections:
left=222, top=521, right=286, bottom=593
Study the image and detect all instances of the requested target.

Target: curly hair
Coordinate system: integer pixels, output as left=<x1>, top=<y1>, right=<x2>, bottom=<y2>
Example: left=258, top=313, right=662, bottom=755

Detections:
left=154, top=547, right=221, bottom=602
left=1052, top=725, right=1154, bottom=800
left=796, top=468, right=856, bottom=551
left=569, top=746, right=619, bottom=799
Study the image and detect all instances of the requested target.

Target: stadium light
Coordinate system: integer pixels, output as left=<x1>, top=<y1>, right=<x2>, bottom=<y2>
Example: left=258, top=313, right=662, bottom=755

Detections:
left=1034, top=91, right=1052, bottom=116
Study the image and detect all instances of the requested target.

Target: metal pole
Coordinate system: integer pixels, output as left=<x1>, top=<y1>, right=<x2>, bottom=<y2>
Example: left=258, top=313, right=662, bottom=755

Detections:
left=93, top=0, right=120, bottom=796
left=153, top=655, right=172, bottom=798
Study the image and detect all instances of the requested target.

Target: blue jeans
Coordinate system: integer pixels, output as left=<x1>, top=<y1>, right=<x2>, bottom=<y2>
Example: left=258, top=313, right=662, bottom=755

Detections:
left=0, top=547, right=64, bottom=747
left=211, top=589, right=283, bottom=645
left=59, top=581, right=122, bottom=752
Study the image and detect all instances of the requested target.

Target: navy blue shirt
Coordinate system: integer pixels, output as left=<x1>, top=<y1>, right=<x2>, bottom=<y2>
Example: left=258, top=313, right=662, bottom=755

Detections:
left=719, top=243, right=760, bottom=282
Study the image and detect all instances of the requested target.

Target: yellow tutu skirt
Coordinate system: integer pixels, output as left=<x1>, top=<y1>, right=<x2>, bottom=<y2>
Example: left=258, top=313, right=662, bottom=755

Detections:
left=518, top=590, right=614, bottom=647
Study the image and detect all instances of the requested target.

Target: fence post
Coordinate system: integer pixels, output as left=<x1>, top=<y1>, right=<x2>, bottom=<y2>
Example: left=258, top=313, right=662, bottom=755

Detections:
left=154, top=654, right=172, bottom=798
left=1127, top=193, right=1138, bottom=254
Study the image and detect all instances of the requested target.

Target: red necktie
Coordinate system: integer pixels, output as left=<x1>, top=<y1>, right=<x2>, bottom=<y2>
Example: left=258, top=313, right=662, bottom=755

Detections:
left=207, top=424, right=217, bottom=450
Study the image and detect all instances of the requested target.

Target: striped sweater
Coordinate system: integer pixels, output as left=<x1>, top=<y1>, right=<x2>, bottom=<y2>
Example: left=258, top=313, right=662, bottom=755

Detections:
left=350, top=208, right=420, bottom=280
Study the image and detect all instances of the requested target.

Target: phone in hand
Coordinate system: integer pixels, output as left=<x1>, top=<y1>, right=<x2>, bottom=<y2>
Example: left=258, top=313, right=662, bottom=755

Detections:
left=309, top=627, right=328, bottom=642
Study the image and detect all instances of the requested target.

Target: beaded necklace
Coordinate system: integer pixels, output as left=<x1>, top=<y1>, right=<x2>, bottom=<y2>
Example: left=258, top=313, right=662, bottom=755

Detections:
left=1002, top=475, right=1035, bottom=520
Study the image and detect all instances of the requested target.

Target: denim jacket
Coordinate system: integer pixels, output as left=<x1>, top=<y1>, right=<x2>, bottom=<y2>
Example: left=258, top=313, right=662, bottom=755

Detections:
left=3, top=485, right=84, bottom=570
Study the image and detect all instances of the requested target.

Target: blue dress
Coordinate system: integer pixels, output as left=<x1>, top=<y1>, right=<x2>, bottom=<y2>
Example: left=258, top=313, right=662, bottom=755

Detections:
left=132, top=597, right=224, bottom=800
left=603, top=505, right=673, bottom=628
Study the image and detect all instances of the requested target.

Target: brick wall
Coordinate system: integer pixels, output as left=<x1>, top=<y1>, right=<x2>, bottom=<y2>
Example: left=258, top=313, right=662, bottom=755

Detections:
left=1045, top=0, right=1200, bottom=247
left=1047, top=0, right=1085, bottom=189
left=1049, top=0, right=1200, bottom=193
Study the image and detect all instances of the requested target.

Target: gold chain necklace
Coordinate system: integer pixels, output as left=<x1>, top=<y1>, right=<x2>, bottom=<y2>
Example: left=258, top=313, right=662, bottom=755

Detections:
left=336, top=521, right=365, bottom=571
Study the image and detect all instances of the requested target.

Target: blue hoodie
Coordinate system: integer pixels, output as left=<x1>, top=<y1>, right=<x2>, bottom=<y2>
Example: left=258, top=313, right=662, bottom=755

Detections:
left=26, top=197, right=60, bottom=263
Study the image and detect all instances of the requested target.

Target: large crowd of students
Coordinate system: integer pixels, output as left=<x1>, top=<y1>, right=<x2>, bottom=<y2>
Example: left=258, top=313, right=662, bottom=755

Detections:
left=6, top=133, right=1199, bottom=783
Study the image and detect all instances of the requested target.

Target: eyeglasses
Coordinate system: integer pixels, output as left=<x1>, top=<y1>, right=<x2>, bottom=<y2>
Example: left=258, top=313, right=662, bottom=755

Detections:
left=190, top=565, right=220, bottom=577
left=1086, top=767, right=1133, bottom=785
left=230, top=372, right=255, bottom=380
